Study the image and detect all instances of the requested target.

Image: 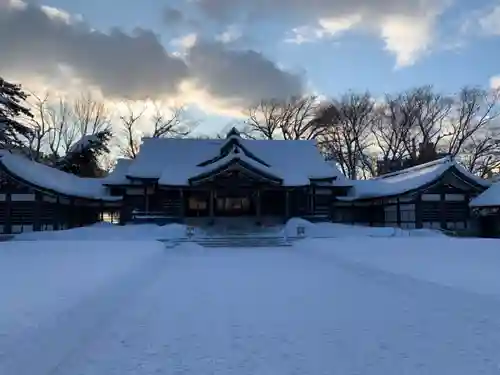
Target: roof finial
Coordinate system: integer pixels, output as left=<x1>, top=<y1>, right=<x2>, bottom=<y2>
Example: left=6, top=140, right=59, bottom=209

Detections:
left=226, top=127, right=241, bottom=138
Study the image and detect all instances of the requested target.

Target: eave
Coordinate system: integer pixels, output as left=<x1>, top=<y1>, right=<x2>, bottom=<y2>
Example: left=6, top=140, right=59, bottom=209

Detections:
left=189, top=158, right=283, bottom=186
left=0, top=163, right=121, bottom=203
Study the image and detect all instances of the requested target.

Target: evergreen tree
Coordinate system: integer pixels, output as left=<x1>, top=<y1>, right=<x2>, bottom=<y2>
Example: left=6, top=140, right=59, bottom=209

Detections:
left=59, top=129, right=112, bottom=177
left=0, top=77, right=33, bottom=149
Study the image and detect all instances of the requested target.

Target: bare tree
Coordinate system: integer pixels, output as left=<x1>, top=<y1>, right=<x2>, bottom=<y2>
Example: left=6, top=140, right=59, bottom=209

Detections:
left=245, top=98, right=285, bottom=139
left=25, top=91, right=112, bottom=165
left=372, top=94, right=414, bottom=169
left=119, top=103, right=195, bottom=158
left=150, top=104, right=192, bottom=138
left=73, top=92, right=110, bottom=137
left=399, top=86, right=452, bottom=162
left=318, top=92, right=375, bottom=179
left=460, top=133, right=500, bottom=178
left=25, top=92, right=54, bottom=161
left=118, top=105, right=145, bottom=159
left=47, top=98, right=75, bottom=160
left=441, top=87, right=500, bottom=176
left=245, top=96, right=328, bottom=140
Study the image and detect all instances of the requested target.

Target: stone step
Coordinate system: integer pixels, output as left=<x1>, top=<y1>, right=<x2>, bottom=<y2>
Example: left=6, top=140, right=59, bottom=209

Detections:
left=160, top=236, right=296, bottom=248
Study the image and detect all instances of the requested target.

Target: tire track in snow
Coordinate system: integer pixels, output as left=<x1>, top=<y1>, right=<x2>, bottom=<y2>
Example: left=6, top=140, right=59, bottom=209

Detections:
left=290, top=247, right=500, bottom=374
left=0, top=247, right=169, bottom=375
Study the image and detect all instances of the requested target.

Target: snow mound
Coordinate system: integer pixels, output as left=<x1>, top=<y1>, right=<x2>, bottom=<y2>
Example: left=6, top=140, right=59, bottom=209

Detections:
left=15, top=223, right=191, bottom=241
left=283, top=218, right=445, bottom=238
left=15, top=218, right=444, bottom=242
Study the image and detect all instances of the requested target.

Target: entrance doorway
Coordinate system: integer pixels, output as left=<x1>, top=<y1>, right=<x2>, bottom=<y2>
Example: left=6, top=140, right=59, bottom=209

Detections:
left=215, top=196, right=254, bottom=216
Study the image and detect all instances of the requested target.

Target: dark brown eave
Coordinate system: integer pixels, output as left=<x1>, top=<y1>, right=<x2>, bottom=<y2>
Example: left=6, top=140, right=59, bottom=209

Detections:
left=124, top=176, right=159, bottom=182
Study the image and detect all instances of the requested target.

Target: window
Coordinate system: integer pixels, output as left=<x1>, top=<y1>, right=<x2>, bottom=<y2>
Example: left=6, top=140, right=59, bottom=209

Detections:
left=384, top=205, right=397, bottom=222
left=400, top=204, right=415, bottom=222
left=189, top=197, right=207, bottom=210
left=216, top=197, right=250, bottom=211
left=101, top=212, right=120, bottom=224
left=422, top=194, right=441, bottom=201
left=445, top=194, right=465, bottom=201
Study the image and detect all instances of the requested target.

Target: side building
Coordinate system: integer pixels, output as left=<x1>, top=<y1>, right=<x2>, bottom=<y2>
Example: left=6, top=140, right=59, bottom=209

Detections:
left=469, top=182, right=500, bottom=237
left=333, top=157, right=489, bottom=232
left=0, top=150, right=120, bottom=234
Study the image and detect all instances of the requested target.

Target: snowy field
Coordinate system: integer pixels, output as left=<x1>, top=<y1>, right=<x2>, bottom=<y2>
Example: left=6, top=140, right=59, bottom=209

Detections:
left=2, top=233, right=500, bottom=374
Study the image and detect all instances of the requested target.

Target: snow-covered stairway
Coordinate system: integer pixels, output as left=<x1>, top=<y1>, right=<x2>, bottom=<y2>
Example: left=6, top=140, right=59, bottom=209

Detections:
left=195, top=235, right=291, bottom=248
left=161, top=235, right=294, bottom=248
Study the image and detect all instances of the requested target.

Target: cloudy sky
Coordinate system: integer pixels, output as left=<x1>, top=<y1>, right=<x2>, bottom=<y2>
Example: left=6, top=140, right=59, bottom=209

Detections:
left=2, top=0, right=500, bottom=133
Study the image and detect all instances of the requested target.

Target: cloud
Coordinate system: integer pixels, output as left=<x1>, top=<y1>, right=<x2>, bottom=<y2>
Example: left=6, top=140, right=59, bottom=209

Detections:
left=286, top=14, right=361, bottom=44
left=187, top=41, right=304, bottom=107
left=379, top=14, right=436, bottom=67
left=163, top=6, right=184, bottom=25
left=190, top=0, right=450, bottom=67
left=171, top=33, right=198, bottom=50
left=479, top=4, right=500, bottom=35
left=0, top=0, right=188, bottom=100
left=490, top=75, right=500, bottom=90
left=215, top=25, right=242, bottom=44
left=0, top=0, right=304, bottom=115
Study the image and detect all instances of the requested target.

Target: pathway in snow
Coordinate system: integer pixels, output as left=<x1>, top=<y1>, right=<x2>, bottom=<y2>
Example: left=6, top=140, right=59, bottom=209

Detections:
left=3, top=244, right=500, bottom=374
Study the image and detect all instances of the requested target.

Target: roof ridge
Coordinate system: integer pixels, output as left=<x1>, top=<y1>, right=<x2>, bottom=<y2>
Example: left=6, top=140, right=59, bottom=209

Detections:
left=376, top=156, right=452, bottom=180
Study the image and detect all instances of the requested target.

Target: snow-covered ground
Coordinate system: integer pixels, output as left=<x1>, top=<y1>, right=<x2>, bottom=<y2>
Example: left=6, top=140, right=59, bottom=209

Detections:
left=2, top=235, right=500, bottom=374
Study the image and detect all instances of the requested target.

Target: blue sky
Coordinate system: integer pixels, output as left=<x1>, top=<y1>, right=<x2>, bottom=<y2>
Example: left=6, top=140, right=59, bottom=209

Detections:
left=2, top=0, right=500, bottom=133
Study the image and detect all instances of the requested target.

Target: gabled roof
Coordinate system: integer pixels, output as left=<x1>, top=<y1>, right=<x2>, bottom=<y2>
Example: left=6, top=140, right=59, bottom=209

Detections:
left=340, top=157, right=489, bottom=200
left=470, top=182, right=500, bottom=207
left=102, top=159, right=133, bottom=185
left=0, top=151, right=120, bottom=201
left=114, top=131, right=345, bottom=186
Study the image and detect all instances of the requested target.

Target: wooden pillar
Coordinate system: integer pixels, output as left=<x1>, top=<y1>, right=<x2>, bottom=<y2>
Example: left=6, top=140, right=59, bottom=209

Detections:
left=285, top=189, right=290, bottom=220
left=33, top=191, right=42, bottom=232
left=369, top=200, right=374, bottom=227
left=465, top=192, right=471, bottom=230
left=256, top=188, right=261, bottom=221
left=99, top=200, right=104, bottom=222
left=69, top=197, right=75, bottom=228
left=5, top=192, right=11, bottom=234
left=415, top=193, right=422, bottom=229
left=144, top=186, right=149, bottom=213
left=209, top=188, right=214, bottom=219
left=179, top=189, right=185, bottom=218
left=440, top=191, right=446, bottom=229
left=351, top=202, right=355, bottom=225
left=330, top=188, right=335, bottom=221
left=396, top=197, right=401, bottom=227
left=54, top=195, right=60, bottom=230
left=311, top=185, right=316, bottom=216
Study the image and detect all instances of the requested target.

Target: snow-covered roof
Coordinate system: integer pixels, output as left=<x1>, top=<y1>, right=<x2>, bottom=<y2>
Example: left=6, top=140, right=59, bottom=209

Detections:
left=113, top=133, right=345, bottom=186
left=340, top=157, right=489, bottom=200
left=470, top=182, right=500, bottom=207
left=0, top=151, right=120, bottom=201
left=102, top=159, right=133, bottom=185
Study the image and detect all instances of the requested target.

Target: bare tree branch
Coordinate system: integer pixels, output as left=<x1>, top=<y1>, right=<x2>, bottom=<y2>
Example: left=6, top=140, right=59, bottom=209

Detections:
left=118, top=104, right=146, bottom=159
left=244, top=96, right=327, bottom=140
left=317, top=92, right=375, bottom=179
